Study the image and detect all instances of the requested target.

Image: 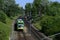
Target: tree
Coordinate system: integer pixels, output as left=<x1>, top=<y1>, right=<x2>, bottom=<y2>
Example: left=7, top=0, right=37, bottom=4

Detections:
left=0, top=10, right=6, bottom=23
left=40, top=16, right=60, bottom=36
left=0, top=0, right=24, bottom=20
left=0, top=0, right=24, bottom=17
left=25, top=3, right=32, bottom=20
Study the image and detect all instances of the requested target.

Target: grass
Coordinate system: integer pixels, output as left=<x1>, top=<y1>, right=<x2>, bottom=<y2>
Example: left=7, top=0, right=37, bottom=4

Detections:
left=0, top=15, right=13, bottom=40
left=33, top=21, right=42, bottom=30
left=0, top=15, right=20, bottom=40
left=0, top=22, right=10, bottom=40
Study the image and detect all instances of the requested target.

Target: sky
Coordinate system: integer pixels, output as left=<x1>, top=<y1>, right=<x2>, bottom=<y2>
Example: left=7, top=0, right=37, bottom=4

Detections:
left=50, top=0, right=60, bottom=2
left=15, top=0, right=60, bottom=9
left=15, top=0, right=34, bottom=9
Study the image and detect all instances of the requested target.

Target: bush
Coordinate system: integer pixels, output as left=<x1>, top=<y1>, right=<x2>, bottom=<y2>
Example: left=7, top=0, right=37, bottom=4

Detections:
left=0, top=11, right=6, bottom=23
left=40, top=16, right=60, bottom=36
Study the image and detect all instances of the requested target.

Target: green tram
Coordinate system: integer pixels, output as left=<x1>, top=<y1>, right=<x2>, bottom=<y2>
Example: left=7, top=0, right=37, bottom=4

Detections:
left=17, top=19, right=24, bottom=31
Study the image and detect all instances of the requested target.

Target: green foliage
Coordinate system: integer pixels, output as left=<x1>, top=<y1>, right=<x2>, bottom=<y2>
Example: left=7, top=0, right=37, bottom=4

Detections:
left=25, top=3, right=31, bottom=17
left=0, top=0, right=24, bottom=40
left=0, top=11, right=6, bottom=23
left=33, top=22, right=42, bottom=30
left=0, top=22, right=10, bottom=40
left=45, top=2, right=60, bottom=16
left=0, top=0, right=23, bottom=18
left=0, top=13, right=19, bottom=40
left=25, top=0, right=60, bottom=40
left=40, top=16, right=60, bottom=35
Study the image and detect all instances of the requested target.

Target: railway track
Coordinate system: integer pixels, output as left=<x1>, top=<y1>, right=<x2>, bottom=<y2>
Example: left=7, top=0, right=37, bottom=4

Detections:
left=10, top=19, right=52, bottom=40
left=16, top=29, right=36, bottom=40
left=25, top=21, right=52, bottom=40
left=17, top=31, right=26, bottom=40
left=10, top=18, right=42, bottom=40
